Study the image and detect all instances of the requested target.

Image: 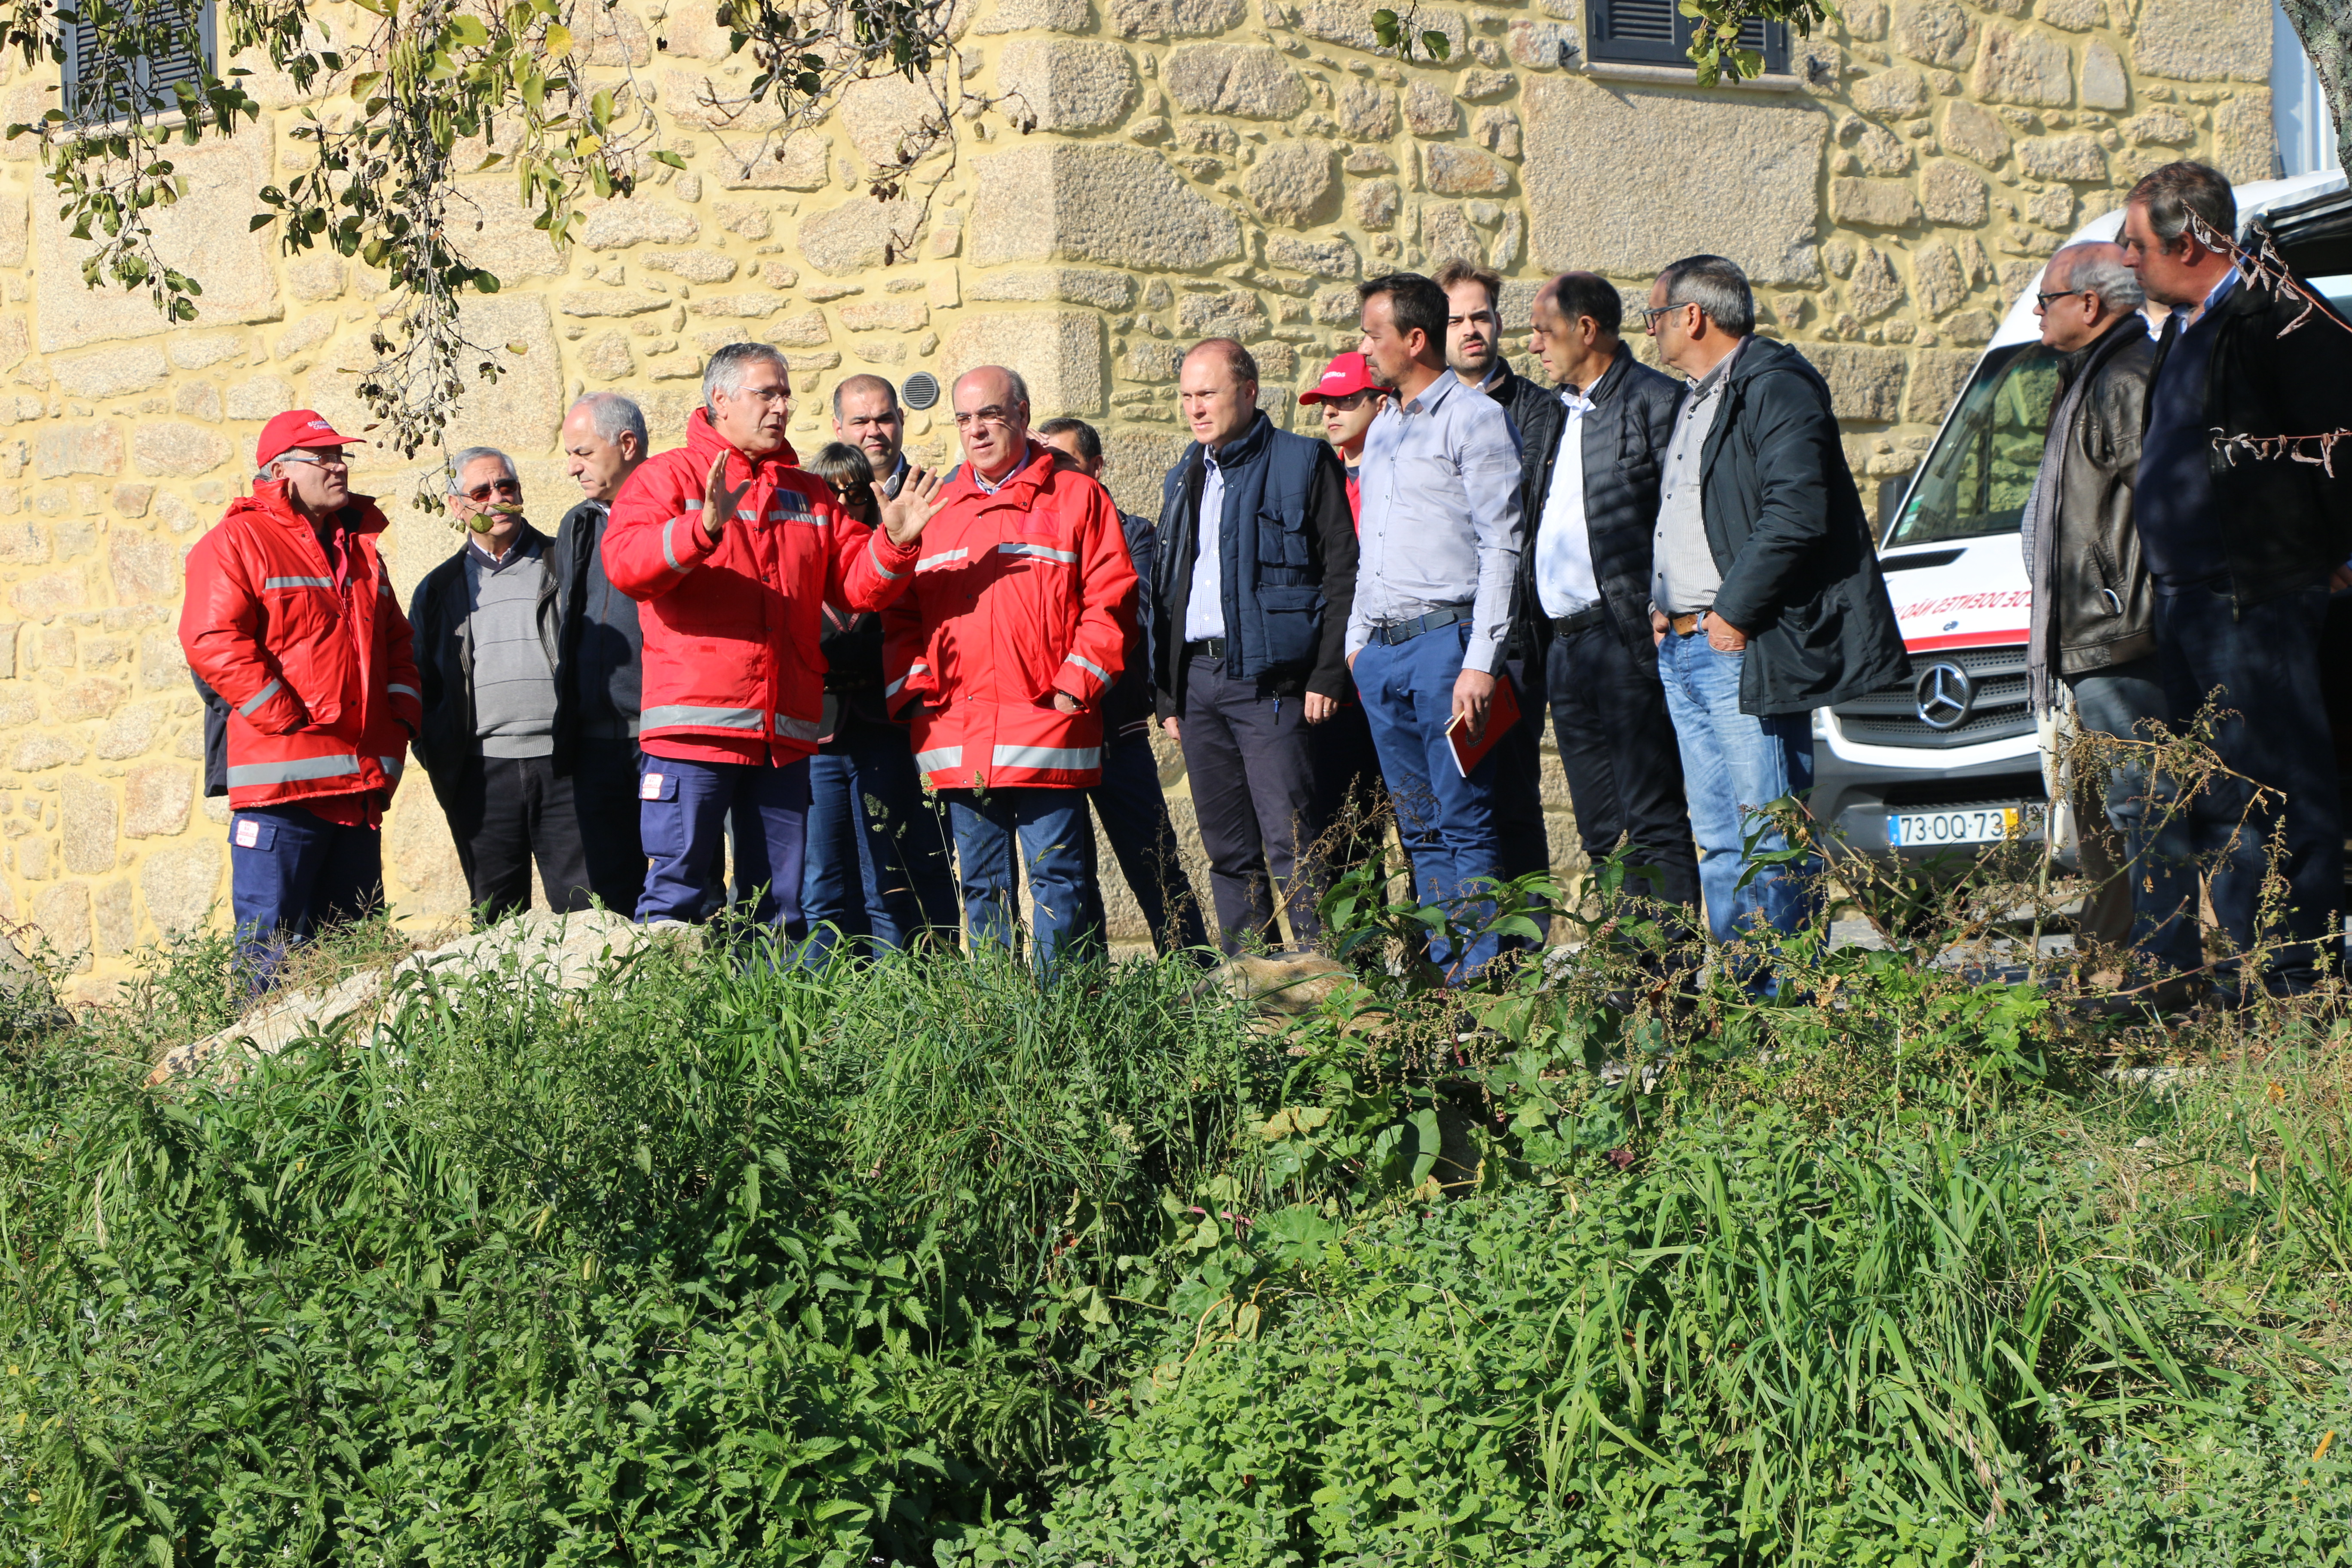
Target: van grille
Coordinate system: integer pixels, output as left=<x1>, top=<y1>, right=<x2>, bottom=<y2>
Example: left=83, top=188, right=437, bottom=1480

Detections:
left=1832, top=645, right=2034, bottom=750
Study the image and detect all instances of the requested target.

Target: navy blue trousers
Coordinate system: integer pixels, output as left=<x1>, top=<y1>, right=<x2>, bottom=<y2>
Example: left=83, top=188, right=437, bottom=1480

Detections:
left=229, top=803, right=384, bottom=992
left=636, top=753, right=812, bottom=935
left=1086, top=726, right=1210, bottom=956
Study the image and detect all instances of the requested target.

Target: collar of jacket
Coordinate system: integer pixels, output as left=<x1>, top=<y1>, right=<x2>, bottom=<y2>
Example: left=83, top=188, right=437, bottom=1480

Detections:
left=946, top=441, right=1057, bottom=507
left=228, top=479, right=391, bottom=540
left=2055, top=314, right=2148, bottom=393
left=684, top=406, right=799, bottom=481
left=1191, top=409, right=1274, bottom=473
left=1574, top=340, right=1640, bottom=409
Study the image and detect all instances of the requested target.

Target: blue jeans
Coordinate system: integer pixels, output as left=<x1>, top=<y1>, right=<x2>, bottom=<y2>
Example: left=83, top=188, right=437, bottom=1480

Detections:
left=801, top=725, right=959, bottom=961
left=1086, top=726, right=1210, bottom=957
left=228, top=803, right=384, bottom=992
left=1655, top=628, right=1818, bottom=943
left=636, top=754, right=812, bottom=934
left=2066, top=662, right=2201, bottom=973
left=1354, top=621, right=1508, bottom=979
left=944, top=787, right=1099, bottom=972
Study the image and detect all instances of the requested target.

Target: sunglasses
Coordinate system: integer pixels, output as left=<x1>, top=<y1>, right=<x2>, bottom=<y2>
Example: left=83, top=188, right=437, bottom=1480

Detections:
left=460, top=478, right=523, bottom=502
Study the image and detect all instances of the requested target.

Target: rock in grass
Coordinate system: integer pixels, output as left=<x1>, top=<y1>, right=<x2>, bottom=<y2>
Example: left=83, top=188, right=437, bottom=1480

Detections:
left=1205, top=951, right=1366, bottom=1022
left=147, top=908, right=659, bottom=1087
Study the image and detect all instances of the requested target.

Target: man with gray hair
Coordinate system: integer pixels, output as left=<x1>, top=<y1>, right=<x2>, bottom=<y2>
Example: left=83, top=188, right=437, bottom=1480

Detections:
left=553, top=392, right=652, bottom=912
left=1642, top=254, right=1906, bottom=961
left=604, top=342, right=943, bottom=934
left=408, top=445, right=596, bottom=920
left=2018, top=242, right=2192, bottom=978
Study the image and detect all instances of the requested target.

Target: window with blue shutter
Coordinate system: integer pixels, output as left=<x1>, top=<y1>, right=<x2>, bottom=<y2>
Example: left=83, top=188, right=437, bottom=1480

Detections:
left=1587, top=0, right=1789, bottom=74
left=61, top=0, right=216, bottom=124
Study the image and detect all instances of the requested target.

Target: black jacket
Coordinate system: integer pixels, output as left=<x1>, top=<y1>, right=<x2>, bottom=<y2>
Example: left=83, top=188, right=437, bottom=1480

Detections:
left=1152, top=412, right=1359, bottom=717
left=1513, top=342, right=1685, bottom=669
left=2046, top=319, right=2157, bottom=674
left=1699, top=337, right=1911, bottom=716
left=1109, top=509, right=1160, bottom=734
left=1476, top=358, right=1554, bottom=449
left=550, top=496, right=643, bottom=770
left=407, top=523, right=562, bottom=796
left=2145, top=270, right=2352, bottom=607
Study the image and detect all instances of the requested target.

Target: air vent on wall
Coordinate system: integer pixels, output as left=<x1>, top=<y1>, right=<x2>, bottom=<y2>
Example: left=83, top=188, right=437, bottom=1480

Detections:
left=900, top=371, right=940, bottom=411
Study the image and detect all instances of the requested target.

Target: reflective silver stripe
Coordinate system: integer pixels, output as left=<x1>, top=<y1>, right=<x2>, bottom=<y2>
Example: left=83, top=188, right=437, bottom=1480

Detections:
left=684, top=498, right=704, bottom=510
left=1065, top=654, right=1109, bottom=682
left=884, top=674, right=908, bottom=697
left=640, top=703, right=764, bottom=731
left=227, top=753, right=363, bottom=787
left=865, top=538, right=903, bottom=581
left=916, top=547, right=969, bottom=572
left=992, top=744, right=1100, bottom=770
left=386, top=683, right=420, bottom=703
left=914, top=746, right=964, bottom=773
left=774, top=713, right=822, bottom=742
left=736, top=508, right=760, bottom=520
left=237, top=678, right=284, bottom=717
left=263, top=575, right=334, bottom=590
left=661, top=516, right=693, bottom=574
left=997, top=540, right=1078, bottom=565
left=769, top=497, right=815, bottom=521
left=378, top=754, right=405, bottom=778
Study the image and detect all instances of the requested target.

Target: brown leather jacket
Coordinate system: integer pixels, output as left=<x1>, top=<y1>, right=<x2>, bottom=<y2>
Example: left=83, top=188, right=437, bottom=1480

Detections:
left=2050, top=320, right=2157, bottom=675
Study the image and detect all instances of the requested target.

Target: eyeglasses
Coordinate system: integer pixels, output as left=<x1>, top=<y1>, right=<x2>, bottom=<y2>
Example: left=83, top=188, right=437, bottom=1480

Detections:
left=1640, top=302, right=1687, bottom=334
left=459, top=478, right=522, bottom=502
left=951, top=406, right=1017, bottom=430
left=1320, top=391, right=1386, bottom=412
left=2033, top=287, right=2091, bottom=312
left=276, top=453, right=349, bottom=470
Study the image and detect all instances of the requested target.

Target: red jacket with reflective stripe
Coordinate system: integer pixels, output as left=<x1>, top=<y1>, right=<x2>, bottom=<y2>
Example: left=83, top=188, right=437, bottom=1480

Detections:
left=603, top=410, right=918, bottom=766
left=178, top=484, right=423, bottom=812
left=882, top=445, right=1138, bottom=790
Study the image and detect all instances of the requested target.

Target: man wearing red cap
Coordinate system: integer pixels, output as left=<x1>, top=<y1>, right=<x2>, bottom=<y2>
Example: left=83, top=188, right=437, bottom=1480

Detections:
left=602, top=343, right=943, bottom=935
left=179, top=411, right=424, bottom=988
left=1300, top=351, right=1392, bottom=524
left=1299, top=351, right=1395, bottom=881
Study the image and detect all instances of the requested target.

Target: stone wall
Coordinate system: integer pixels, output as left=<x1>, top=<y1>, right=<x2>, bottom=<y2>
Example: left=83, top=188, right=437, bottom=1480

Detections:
left=0, top=0, right=2276, bottom=990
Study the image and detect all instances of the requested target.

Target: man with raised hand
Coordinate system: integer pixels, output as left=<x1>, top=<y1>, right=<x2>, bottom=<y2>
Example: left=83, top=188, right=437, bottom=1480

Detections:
left=1350, top=271, right=1525, bottom=980
left=179, top=410, right=423, bottom=989
left=1151, top=338, right=1358, bottom=955
left=602, top=343, right=944, bottom=935
left=408, top=446, right=593, bottom=922
left=552, top=392, right=652, bottom=915
left=1516, top=271, right=1698, bottom=925
left=882, top=366, right=1139, bottom=971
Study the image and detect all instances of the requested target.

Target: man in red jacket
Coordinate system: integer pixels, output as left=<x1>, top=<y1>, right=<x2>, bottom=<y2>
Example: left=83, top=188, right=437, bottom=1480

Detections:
left=882, top=365, right=1139, bottom=969
left=602, top=343, right=943, bottom=934
left=179, top=410, right=424, bottom=989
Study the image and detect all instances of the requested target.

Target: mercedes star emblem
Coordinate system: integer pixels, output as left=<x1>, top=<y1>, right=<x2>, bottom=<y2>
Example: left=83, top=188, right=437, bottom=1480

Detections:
left=1913, top=661, right=1975, bottom=730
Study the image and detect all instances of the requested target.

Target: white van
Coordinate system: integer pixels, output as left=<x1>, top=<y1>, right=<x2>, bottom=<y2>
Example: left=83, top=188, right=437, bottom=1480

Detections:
left=1811, top=169, right=2352, bottom=864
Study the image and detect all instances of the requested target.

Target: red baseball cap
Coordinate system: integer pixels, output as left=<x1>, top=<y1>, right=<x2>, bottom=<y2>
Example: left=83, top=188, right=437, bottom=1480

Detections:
left=255, top=410, right=362, bottom=470
left=1298, top=352, right=1393, bottom=405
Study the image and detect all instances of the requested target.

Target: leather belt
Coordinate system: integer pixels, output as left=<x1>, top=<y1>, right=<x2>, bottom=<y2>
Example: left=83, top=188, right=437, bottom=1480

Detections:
left=1550, top=604, right=1608, bottom=637
left=1667, top=612, right=1706, bottom=637
left=1185, top=638, right=1228, bottom=661
left=1369, top=605, right=1470, bottom=645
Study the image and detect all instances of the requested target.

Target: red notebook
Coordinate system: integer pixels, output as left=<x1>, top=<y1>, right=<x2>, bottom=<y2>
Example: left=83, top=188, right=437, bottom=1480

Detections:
left=1445, top=676, right=1521, bottom=778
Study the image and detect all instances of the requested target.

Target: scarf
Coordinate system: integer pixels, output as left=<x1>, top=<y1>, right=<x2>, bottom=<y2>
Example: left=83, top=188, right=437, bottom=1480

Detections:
left=2020, top=322, right=2140, bottom=717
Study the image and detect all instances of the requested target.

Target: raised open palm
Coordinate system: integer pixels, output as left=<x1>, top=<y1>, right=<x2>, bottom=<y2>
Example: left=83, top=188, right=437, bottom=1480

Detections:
left=701, top=452, right=751, bottom=541
left=878, top=466, right=948, bottom=545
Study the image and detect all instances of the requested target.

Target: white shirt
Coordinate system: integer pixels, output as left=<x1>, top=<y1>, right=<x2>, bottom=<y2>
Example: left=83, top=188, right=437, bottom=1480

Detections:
left=1184, top=446, right=1228, bottom=642
left=1533, top=385, right=1600, bottom=618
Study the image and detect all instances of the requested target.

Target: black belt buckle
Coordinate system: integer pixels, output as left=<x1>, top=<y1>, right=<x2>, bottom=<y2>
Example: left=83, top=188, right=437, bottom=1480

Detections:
left=1187, top=637, right=1227, bottom=661
left=1550, top=605, right=1607, bottom=637
left=1372, top=605, right=1470, bottom=645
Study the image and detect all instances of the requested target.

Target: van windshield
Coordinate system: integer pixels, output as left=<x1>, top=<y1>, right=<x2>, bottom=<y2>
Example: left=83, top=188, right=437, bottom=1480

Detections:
left=1885, top=341, right=2064, bottom=548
